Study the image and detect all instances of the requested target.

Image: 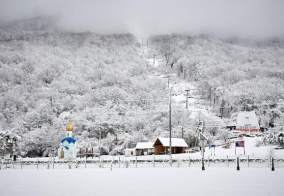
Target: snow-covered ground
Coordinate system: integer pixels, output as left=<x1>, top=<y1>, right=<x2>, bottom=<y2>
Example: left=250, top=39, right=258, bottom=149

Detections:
left=4, top=136, right=282, bottom=170
left=0, top=167, right=283, bottom=196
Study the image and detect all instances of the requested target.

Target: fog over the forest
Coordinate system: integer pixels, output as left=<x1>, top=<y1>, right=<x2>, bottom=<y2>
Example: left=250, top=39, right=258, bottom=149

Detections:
left=0, top=0, right=284, bottom=38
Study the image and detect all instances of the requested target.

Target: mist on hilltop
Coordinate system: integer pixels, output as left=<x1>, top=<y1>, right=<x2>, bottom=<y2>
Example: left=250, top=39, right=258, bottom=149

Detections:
left=0, top=0, right=284, bottom=39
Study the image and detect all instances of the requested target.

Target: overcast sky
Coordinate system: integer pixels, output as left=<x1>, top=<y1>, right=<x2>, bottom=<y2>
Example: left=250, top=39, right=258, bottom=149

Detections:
left=0, top=0, right=284, bottom=38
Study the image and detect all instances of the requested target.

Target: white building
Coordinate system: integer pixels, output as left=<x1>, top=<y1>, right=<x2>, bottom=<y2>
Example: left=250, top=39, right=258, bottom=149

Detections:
left=58, top=122, right=77, bottom=159
left=135, top=142, right=154, bottom=155
left=230, top=111, right=260, bottom=132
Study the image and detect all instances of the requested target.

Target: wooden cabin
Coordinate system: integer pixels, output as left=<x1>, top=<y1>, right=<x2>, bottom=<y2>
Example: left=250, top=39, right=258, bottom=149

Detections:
left=153, top=138, right=188, bottom=155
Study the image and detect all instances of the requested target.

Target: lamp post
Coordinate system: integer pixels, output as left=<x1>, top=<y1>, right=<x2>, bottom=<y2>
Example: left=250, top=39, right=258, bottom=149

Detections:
left=163, top=75, right=172, bottom=166
left=169, top=88, right=172, bottom=166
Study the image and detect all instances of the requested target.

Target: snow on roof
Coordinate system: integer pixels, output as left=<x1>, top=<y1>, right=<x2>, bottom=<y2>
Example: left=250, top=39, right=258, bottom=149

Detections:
left=156, top=138, right=188, bottom=147
left=124, top=148, right=136, bottom=151
left=61, top=137, right=76, bottom=144
left=236, top=111, right=259, bottom=128
left=136, top=142, right=154, bottom=149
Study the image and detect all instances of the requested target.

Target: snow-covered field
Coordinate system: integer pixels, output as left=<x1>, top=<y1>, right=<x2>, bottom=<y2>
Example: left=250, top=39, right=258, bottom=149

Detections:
left=0, top=167, right=283, bottom=196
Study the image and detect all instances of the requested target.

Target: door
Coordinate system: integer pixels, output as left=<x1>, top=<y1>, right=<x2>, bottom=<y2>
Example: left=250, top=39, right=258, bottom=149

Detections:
left=61, top=148, right=64, bottom=159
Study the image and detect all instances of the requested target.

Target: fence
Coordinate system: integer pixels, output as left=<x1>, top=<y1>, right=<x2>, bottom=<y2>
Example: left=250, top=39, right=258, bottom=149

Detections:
left=1, top=155, right=284, bottom=170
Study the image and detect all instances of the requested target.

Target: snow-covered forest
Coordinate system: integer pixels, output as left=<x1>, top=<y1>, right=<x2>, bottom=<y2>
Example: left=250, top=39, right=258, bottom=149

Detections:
left=149, top=34, right=284, bottom=127
left=1, top=17, right=284, bottom=157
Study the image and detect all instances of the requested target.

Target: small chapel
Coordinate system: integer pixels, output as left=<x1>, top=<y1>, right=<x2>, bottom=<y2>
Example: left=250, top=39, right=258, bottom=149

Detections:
left=58, top=121, right=77, bottom=159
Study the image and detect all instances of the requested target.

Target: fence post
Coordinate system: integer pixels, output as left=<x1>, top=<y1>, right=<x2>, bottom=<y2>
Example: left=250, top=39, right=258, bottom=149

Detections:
left=247, top=155, right=249, bottom=168
left=118, top=157, right=120, bottom=168
left=37, top=159, right=39, bottom=169
left=227, top=155, right=229, bottom=167
left=271, top=157, right=275, bottom=171
left=153, top=155, right=155, bottom=168
left=208, top=156, right=210, bottom=167
left=135, top=156, right=137, bottom=168
left=85, top=156, right=87, bottom=168
left=68, top=159, right=71, bottom=169
left=189, top=156, right=191, bottom=167
left=21, top=159, right=23, bottom=169
left=53, top=156, right=55, bottom=169
left=237, top=157, right=240, bottom=171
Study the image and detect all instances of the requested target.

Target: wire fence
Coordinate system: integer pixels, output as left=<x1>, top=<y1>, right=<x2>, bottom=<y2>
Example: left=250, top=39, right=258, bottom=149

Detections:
left=1, top=155, right=284, bottom=170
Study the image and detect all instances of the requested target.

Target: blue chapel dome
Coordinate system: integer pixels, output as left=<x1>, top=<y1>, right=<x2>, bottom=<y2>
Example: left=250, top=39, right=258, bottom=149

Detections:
left=61, top=137, right=76, bottom=144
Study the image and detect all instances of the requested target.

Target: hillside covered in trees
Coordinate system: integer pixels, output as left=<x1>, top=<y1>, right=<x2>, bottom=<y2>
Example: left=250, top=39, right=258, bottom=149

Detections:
left=149, top=34, right=284, bottom=128
left=1, top=17, right=284, bottom=157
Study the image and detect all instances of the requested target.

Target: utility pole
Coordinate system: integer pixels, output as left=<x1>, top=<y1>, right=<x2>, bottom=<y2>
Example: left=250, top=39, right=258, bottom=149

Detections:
left=99, top=126, right=102, bottom=157
left=185, top=89, right=190, bottom=109
left=220, top=107, right=224, bottom=119
left=169, top=88, right=172, bottom=166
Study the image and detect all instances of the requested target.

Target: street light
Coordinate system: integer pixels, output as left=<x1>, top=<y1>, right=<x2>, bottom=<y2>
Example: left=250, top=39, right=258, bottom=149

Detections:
left=163, top=75, right=172, bottom=166
left=169, top=87, right=172, bottom=166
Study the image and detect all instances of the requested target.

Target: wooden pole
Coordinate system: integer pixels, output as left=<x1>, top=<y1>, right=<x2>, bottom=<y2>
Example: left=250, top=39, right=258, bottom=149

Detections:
left=271, top=157, right=275, bottom=171
left=21, top=159, right=22, bottom=169
left=208, top=156, right=210, bottom=167
left=237, top=157, right=240, bottom=170
left=202, top=158, right=205, bottom=170
left=189, top=156, right=191, bottom=167
left=135, top=156, right=137, bottom=168
left=227, top=155, right=229, bottom=167
left=37, top=159, right=39, bottom=169
left=153, top=155, right=155, bottom=168
left=248, top=155, right=249, bottom=168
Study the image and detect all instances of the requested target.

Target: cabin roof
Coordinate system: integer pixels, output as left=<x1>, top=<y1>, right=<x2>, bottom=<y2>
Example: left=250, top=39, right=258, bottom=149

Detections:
left=154, top=138, right=188, bottom=147
left=136, top=142, right=154, bottom=149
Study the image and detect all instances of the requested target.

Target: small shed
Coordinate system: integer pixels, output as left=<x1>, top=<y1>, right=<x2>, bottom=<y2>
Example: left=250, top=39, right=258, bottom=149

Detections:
left=153, top=138, right=188, bottom=155
left=124, top=148, right=136, bottom=157
left=135, top=142, right=154, bottom=155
